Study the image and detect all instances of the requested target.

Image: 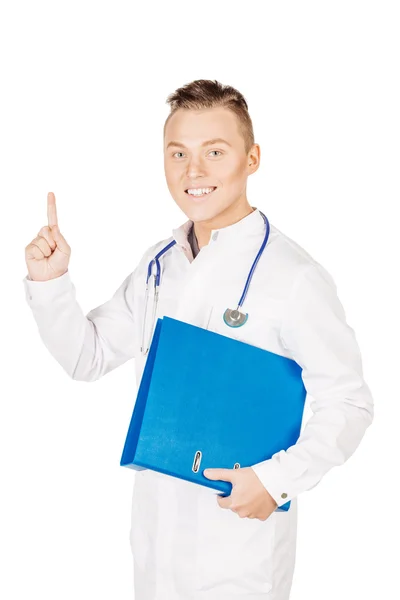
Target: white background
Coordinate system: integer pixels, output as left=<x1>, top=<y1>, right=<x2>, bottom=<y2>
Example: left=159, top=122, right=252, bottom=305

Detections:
left=1, top=1, right=399, bottom=598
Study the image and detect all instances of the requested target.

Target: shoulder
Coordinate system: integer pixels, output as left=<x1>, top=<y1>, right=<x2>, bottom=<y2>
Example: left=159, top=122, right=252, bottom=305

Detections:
left=268, top=224, right=318, bottom=269
left=130, top=235, right=177, bottom=282
left=140, top=235, right=176, bottom=263
left=270, top=223, right=333, bottom=276
left=262, top=224, right=337, bottom=301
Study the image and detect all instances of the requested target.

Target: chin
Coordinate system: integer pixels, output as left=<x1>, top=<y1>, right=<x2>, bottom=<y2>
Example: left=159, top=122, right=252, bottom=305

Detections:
left=185, top=200, right=226, bottom=220
left=186, top=205, right=225, bottom=224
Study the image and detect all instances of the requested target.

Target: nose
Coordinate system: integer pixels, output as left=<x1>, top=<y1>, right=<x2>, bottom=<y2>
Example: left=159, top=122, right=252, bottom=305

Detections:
left=186, top=155, right=206, bottom=179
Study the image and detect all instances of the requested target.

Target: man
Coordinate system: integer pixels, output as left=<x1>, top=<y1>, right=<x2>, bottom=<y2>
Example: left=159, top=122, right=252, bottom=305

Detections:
left=23, top=79, right=374, bottom=599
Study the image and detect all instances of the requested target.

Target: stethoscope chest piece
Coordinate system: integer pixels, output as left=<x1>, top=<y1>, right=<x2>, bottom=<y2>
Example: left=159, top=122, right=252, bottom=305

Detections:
left=223, top=308, right=248, bottom=328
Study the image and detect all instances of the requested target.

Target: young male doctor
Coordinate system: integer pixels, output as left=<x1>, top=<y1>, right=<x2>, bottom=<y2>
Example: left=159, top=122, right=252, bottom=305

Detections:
left=23, top=79, right=374, bottom=600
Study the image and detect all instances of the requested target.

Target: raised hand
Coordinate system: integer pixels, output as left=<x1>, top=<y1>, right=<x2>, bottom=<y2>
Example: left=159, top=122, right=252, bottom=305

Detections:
left=25, top=192, right=71, bottom=281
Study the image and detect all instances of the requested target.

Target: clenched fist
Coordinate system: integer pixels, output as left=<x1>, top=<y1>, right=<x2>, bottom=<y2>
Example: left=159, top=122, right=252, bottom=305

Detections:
left=25, top=192, right=71, bottom=282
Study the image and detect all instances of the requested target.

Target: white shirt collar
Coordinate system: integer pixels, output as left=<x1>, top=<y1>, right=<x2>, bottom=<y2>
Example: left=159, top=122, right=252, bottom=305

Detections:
left=172, top=207, right=265, bottom=249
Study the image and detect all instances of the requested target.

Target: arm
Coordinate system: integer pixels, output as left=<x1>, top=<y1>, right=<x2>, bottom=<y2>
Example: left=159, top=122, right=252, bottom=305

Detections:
left=251, top=263, right=374, bottom=507
left=23, top=269, right=137, bottom=382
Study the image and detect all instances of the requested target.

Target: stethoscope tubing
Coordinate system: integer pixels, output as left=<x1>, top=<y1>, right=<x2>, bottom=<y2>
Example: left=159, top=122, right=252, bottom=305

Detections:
left=140, top=211, right=270, bottom=355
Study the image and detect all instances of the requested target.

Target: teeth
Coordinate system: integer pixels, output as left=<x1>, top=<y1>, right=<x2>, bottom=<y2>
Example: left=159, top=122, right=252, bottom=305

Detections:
left=187, top=187, right=215, bottom=196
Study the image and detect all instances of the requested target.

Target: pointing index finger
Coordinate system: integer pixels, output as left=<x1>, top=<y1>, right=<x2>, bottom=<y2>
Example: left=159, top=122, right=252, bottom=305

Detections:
left=47, top=192, right=58, bottom=228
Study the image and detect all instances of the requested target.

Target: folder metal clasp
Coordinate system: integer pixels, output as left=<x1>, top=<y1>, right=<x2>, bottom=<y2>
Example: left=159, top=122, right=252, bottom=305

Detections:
left=192, top=450, right=241, bottom=474
left=192, top=451, right=202, bottom=473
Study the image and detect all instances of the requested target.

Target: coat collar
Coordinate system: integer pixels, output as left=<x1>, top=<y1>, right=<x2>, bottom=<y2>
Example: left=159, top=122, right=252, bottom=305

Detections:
left=172, top=206, right=265, bottom=250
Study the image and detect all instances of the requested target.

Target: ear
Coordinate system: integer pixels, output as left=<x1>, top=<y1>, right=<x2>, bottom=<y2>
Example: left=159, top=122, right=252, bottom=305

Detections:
left=247, top=143, right=261, bottom=173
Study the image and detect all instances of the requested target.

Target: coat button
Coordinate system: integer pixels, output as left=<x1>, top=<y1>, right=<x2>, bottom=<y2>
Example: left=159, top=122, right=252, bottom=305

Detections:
left=281, top=493, right=288, bottom=499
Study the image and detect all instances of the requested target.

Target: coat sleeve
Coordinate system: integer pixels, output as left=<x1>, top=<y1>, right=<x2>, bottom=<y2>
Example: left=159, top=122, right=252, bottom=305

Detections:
left=251, top=263, right=374, bottom=507
left=23, top=269, right=137, bottom=382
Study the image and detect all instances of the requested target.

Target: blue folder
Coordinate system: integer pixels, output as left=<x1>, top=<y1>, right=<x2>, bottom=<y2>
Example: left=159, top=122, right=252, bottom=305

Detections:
left=120, top=316, right=307, bottom=512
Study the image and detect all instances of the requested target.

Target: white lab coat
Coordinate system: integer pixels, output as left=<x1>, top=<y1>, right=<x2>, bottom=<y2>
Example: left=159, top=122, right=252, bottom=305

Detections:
left=23, top=207, right=374, bottom=600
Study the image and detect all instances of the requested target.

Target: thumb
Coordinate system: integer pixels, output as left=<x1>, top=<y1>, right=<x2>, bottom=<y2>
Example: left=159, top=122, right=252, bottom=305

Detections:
left=51, top=224, right=70, bottom=254
left=203, top=468, right=236, bottom=483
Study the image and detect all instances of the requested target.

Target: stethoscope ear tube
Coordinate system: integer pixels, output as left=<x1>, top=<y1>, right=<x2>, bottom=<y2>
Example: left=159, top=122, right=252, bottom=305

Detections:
left=140, top=280, right=151, bottom=355
left=141, top=242, right=176, bottom=355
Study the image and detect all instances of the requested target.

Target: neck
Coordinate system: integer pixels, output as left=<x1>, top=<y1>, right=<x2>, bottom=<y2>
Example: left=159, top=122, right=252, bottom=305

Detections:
left=194, top=198, right=255, bottom=249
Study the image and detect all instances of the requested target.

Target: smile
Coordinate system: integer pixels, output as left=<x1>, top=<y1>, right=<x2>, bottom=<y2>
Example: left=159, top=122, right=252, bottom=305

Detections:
left=185, top=186, right=217, bottom=199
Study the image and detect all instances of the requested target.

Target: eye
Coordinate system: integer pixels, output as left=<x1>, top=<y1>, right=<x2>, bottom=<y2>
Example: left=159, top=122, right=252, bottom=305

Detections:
left=173, top=152, right=185, bottom=158
left=209, top=150, right=222, bottom=157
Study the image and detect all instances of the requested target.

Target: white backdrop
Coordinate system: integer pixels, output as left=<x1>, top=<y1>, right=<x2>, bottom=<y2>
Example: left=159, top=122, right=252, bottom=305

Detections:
left=1, top=1, right=398, bottom=598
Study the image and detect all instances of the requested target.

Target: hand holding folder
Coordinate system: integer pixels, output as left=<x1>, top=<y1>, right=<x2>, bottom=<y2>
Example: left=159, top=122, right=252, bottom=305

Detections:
left=120, top=316, right=307, bottom=512
left=203, top=465, right=280, bottom=521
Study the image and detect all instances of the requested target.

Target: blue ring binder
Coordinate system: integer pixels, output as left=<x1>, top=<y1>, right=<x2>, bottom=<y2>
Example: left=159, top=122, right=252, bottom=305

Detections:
left=121, top=316, right=307, bottom=513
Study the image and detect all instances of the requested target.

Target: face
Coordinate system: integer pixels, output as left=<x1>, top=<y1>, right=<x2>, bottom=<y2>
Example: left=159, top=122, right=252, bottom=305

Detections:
left=163, top=107, right=260, bottom=224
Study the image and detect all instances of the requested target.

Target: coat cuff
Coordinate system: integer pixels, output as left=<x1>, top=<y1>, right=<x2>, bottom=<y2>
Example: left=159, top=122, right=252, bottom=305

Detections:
left=23, top=270, right=73, bottom=306
left=251, top=453, right=301, bottom=507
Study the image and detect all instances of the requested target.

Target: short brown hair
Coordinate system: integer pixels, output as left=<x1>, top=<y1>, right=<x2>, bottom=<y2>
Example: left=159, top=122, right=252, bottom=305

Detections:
left=164, top=79, right=255, bottom=153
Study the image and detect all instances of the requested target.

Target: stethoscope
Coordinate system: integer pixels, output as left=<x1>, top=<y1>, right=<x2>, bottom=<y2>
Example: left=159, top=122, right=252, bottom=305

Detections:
left=140, top=211, right=270, bottom=356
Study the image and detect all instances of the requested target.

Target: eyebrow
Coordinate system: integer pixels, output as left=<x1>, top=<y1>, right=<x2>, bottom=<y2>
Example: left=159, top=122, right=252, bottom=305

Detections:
left=166, top=138, right=232, bottom=150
